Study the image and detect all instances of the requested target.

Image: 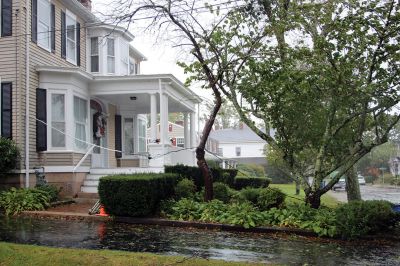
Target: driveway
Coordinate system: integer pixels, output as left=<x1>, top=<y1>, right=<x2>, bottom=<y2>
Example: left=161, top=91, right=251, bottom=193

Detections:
left=328, top=185, right=400, bottom=204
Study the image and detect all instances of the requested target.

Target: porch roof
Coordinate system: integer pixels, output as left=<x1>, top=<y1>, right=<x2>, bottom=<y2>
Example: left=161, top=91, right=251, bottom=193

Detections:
left=36, top=66, right=202, bottom=113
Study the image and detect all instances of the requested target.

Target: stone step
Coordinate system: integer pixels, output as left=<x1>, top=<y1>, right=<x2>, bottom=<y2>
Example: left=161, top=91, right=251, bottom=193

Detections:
left=85, top=174, right=106, bottom=181
left=75, top=193, right=99, bottom=201
left=81, top=186, right=98, bottom=193
left=83, top=180, right=99, bottom=186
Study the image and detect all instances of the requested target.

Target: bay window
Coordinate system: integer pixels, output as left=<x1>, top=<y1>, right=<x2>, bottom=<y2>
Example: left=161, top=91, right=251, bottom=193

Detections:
left=90, top=37, right=99, bottom=72
left=66, top=11, right=77, bottom=64
left=51, top=94, right=65, bottom=148
left=121, top=41, right=129, bottom=75
left=74, top=96, right=88, bottom=150
left=37, top=0, right=51, bottom=50
left=107, top=38, right=115, bottom=73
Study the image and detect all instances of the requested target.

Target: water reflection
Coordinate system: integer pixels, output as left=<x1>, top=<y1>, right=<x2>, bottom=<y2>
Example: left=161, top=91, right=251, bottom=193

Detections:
left=0, top=217, right=399, bottom=265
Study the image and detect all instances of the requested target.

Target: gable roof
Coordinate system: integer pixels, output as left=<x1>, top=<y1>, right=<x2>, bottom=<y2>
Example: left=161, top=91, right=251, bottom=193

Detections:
left=209, top=126, right=268, bottom=143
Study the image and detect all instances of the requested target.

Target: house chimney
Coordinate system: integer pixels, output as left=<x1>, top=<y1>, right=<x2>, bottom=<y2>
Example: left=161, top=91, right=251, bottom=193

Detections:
left=78, top=0, right=92, bottom=11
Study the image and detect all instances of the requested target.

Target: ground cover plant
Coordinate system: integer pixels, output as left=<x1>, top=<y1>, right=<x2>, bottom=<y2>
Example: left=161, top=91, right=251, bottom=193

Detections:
left=0, top=188, right=52, bottom=215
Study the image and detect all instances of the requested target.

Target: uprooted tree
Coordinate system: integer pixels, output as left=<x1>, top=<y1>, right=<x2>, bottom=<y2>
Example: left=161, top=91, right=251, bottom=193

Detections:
left=103, top=0, right=400, bottom=207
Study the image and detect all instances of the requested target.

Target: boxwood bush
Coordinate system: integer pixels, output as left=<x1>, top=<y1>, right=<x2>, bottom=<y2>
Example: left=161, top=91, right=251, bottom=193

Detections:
left=98, top=173, right=178, bottom=217
left=234, top=176, right=271, bottom=190
left=0, top=137, right=20, bottom=176
left=165, top=164, right=238, bottom=189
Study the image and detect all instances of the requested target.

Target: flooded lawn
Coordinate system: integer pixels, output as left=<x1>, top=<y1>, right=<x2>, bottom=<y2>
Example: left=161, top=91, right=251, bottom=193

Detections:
left=0, top=216, right=399, bottom=265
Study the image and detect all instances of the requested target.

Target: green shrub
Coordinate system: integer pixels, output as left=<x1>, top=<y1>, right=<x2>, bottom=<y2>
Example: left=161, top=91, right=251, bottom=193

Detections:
left=335, top=200, right=398, bottom=239
left=237, top=163, right=265, bottom=177
left=262, top=204, right=337, bottom=237
left=218, top=201, right=265, bottom=228
left=213, top=182, right=231, bottom=203
left=0, top=188, right=51, bottom=215
left=165, top=165, right=238, bottom=189
left=234, top=176, right=270, bottom=190
left=0, top=137, right=20, bottom=176
left=175, top=178, right=196, bottom=199
left=169, top=198, right=202, bottom=221
left=233, top=187, right=261, bottom=204
left=98, top=173, right=178, bottom=217
left=35, top=184, right=60, bottom=202
left=257, top=187, right=286, bottom=210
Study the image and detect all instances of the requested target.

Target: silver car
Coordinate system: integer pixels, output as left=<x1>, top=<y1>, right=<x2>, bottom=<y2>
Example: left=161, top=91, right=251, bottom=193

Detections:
left=333, top=178, right=346, bottom=191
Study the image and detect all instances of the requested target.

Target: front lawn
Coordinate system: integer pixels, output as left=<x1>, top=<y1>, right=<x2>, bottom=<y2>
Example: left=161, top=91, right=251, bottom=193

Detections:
left=269, top=183, right=339, bottom=208
left=0, top=242, right=263, bottom=266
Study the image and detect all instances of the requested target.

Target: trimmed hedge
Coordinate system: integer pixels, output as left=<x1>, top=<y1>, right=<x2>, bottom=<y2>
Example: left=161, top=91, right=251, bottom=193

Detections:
left=98, top=173, right=178, bottom=217
left=234, top=176, right=271, bottom=190
left=165, top=165, right=238, bottom=189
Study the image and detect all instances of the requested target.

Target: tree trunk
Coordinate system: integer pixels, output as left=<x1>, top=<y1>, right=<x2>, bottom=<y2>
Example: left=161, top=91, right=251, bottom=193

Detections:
left=305, top=191, right=321, bottom=209
left=295, top=179, right=300, bottom=195
left=196, top=147, right=213, bottom=201
left=345, top=166, right=361, bottom=201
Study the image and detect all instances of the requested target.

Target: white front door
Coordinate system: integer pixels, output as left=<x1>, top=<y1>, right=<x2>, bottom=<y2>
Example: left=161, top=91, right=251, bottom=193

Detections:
left=91, top=108, right=106, bottom=168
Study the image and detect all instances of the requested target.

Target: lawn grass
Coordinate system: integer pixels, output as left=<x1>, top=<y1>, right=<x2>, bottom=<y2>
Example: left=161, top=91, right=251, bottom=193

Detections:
left=270, top=183, right=339, bottom=208
left=0, top=242, right=264, bottom=266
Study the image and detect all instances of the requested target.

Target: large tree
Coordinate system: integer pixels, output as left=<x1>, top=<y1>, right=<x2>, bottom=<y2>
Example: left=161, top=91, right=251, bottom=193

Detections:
left=214, top=0, right=400, bottom=207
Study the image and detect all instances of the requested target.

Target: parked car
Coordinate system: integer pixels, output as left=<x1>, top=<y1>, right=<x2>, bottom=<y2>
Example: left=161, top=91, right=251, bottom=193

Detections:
left=358, top=175, right=366, bottom=185
left=332, top=178, right=346, bottom=191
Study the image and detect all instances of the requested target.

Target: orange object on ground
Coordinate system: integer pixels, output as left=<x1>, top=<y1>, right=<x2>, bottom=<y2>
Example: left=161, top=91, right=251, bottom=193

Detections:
left=96, top=205, right=109, bottom=217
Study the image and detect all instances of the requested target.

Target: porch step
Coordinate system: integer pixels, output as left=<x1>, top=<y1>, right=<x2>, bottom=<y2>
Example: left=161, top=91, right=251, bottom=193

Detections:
left=76, top=192, right=99, bottom=200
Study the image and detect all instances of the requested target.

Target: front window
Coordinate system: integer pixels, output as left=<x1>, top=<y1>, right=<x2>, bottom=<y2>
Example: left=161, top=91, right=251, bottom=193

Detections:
left=107, top=38, right=115, bottom=74
left=124, top=118, right=134, bottom=155
left=90, top=37, right=99, bottom=72
left=138, top=119, right=147, bottom=152
left=235, top=147, right=241, bottom=157
left=51, top=94, right=65, bottom=148
left=74, top=96, right=88, bottom=150
left=66, top=12, right=77, bottom=64
left=176, top=137, right=184, bottom=148
left=37, top=0, right=51, bottom=50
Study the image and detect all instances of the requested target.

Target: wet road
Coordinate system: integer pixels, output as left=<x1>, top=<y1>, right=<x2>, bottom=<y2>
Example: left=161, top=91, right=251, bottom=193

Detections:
left=0, top=217, right=399, bottom=265
left=329, top=185, right=400, bottom=204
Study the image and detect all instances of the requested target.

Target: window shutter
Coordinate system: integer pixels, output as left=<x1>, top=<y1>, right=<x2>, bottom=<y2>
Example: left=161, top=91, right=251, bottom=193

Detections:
left=2, top=0, right=12, bottom=37
left=1, top=83, right=12, bottom=139
left=115, top=115, right=122, bottom=158
left=61, top=10, right=66, bottom=59
left=76, top=22, right=81, bottom=66
left=36, top=88, right=47, bottom=151
left=31, top=0, right=37, bottom=42
left=50, top=4, right=55, bottom=52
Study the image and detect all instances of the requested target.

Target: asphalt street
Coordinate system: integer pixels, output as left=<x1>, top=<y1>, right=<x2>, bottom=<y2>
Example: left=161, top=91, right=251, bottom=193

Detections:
left=328, top=185, right=400, bottom=204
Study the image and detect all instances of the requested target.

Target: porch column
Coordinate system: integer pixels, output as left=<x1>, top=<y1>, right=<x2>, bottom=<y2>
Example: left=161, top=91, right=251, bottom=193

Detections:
left=190, top=112, right=196, bottom=147
left=160, top=92, right=169, bottom=144
left=183, top=113, right=189, bottom=148
left=150, top=93, right=157, bottom=142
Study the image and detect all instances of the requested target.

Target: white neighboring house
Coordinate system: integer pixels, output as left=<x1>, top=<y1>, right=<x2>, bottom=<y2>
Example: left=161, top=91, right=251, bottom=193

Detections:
left=208, top=124, right=269, bottom=169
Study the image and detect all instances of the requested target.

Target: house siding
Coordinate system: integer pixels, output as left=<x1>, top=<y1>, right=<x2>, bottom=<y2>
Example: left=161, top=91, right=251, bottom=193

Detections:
left=26, top=0, right=87, bottom=168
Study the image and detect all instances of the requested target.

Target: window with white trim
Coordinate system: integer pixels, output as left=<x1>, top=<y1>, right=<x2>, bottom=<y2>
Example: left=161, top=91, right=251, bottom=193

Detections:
left=51, top=94, right=65, bottom=148
left=176, top=137, right=184, bottom=148
left=235, top=147, right=241, bottom=157
left=124, top=118, right=134, bottom=155
left=107, top=38, right=115, bottom=74
left=74, top=96, right=88, bottom=150
left=66, top=11, right=77, bottom=64
left=37, top=0, right=51, bottom=50
left=121, top=41, right=129, bottom=75
left=138, top=118, right=147, bottom=152
left=90, top=37, right=99, bottom=72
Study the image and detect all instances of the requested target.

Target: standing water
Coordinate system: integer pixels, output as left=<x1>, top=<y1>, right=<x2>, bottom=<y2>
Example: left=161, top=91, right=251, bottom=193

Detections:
left=0, top=217, right=399, bottom=265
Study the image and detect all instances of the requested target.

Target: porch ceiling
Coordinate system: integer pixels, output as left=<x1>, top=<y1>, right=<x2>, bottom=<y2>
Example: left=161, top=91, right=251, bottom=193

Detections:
left=89, top=74, right=201, bottom=113
left=98, top=93, right=192, bottom=113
